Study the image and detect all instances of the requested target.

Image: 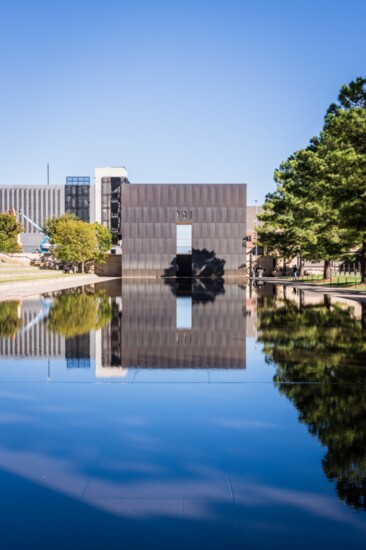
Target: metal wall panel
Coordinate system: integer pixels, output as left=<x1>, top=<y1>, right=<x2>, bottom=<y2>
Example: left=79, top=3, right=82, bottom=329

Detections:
left=185, top=185, right=193, bottom=205
left=137, top=185, right=145, bottom=205
left=168, top=186, right=176, bottom=206
left=129, top=185, right=138, bottom=206
left=146, top=184, right=154, bottom=207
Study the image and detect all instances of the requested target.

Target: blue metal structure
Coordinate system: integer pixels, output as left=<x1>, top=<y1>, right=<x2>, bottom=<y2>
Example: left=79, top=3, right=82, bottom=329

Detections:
left=18, top=210, right=51, bottom=253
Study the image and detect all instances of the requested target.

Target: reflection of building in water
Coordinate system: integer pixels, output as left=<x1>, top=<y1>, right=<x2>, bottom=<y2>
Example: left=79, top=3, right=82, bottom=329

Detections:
left=256, top=283, right=363, bottom=320
left=0, top=300, right=96, bottom=368
left=245, top=282, right=364, bottom=338
left=245, top=283, right=275, bottom=337
left=121, top=281, right=246, bottom=369
left=66, top=333, right=95, bottom=369
left=95, top=297, right=127, bottom=378
left=0, top=284, right=246, bottom=373
left=103, top=298, right=122, bottom=367
left=0, top=300, right=64, bottom=358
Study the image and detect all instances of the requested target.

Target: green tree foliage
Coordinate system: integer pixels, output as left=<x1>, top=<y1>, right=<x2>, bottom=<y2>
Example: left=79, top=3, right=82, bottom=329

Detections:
left=258, top=296, right=366, bottom=510
left=0, top=301, right=22, bottom=338
left=329, top=76, right=366, bottom=111
left=43, top=214, right=112, bottom=272
left=47, top=290, right=112, bottom=337
left=93, top=223, right=113, bottom=263
left=259, top=77, right=366, bottom=281
left=0, top=213, right=23, bottom=253
left=43, top=212, right=77, bottom=238
left=319, top=106, right=366, bottom=281
left=261, top=143, right=350, bottom=278
left=257, top=191, right=300, bottom=270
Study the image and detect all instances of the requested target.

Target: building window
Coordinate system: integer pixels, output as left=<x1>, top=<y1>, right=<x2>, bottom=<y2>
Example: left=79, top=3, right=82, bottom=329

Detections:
left=65, top=176, right=90, bottom=221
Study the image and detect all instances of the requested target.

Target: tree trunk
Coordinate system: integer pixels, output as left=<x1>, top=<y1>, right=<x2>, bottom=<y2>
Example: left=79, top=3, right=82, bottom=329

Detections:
left=324, top=294, right=331, bottom=309
left=82, top=261, right=85, bottom=274
left=299, top=256, right=305, bottom=277
left=299, top=289, right=305, bottom=310
left=360, top=240, right=366, bottom=285
left=323, top=259, right=331, bottom=280
left=283, top=259, right=287, bottom=276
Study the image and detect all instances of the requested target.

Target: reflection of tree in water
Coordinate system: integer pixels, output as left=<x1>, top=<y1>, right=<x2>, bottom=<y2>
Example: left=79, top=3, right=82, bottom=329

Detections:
left=192, top=278, right=225, bottom=303
left=258, top=297, right=366, bottom=510
left=0, top=301, right=22, bottom=338
left=47, top=290, right=112, bottom=337
left=165, top=277, right=225, bottom=303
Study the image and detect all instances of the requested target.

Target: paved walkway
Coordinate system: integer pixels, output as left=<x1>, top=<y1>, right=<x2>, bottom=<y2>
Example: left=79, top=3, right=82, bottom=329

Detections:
left=0, top=274, right=119, bottom=301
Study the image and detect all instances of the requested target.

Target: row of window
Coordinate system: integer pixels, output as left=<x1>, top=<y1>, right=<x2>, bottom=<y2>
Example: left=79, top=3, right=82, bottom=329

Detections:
left=66, top=177, right=90, bottom=185
left=0, top=189, right=62, bottom=232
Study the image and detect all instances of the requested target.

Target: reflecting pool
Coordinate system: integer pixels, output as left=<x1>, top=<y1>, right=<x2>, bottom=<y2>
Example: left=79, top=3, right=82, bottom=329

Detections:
left=0, top=280, right=365, bottom=549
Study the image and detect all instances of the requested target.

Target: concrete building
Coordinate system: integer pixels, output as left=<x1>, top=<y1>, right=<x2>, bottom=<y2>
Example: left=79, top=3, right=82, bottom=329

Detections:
left=95, top=166, right=129, bottom=243
left=0, top=185, right=65, bottom=252
left=1, top=172, right=246, bottom=276
left=0, top=166, right=129, bottom=252
left=122, top=183, right=247, bottom=277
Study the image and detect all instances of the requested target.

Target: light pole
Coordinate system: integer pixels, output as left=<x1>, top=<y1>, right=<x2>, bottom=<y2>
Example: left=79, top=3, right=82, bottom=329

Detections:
left=255, top=200, right=258, bottom=256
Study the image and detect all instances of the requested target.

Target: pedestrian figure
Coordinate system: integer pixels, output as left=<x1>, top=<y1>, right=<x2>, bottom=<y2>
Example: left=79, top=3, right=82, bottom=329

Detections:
left=292, top=266, right=298, bottom=280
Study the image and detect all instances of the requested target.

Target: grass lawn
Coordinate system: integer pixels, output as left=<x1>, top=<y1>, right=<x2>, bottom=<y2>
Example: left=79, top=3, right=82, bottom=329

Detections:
left=0, top=273, right=83, bottom=284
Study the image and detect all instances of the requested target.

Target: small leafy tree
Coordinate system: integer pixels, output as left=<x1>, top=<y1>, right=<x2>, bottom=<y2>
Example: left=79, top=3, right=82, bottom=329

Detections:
left=0, top=213, right=23, bottom=253
left=44, top=215, right=112, bottom=272
left=43, top=212, right=77, bottom=237
left=93, top=223, right=112, bottom=263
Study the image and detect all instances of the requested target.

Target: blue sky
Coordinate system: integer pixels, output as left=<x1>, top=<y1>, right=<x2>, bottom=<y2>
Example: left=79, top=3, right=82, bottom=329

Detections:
left=0, top=0, right=365, bottom=204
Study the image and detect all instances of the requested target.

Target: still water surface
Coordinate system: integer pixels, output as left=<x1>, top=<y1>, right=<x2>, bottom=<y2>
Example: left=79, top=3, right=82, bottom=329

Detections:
left=0, top=280, right=365, bottom=549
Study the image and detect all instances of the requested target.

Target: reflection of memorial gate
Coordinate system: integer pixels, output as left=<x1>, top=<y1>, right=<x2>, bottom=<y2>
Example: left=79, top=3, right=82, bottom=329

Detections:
left=176, top=255, right=192, bottom=277
left=121, top=280, right=246, bottom=369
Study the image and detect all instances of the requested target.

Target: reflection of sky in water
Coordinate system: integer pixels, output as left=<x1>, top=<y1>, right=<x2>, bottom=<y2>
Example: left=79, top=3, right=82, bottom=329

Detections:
left=176, top=296, right=192, bottom=329
left=0, top=282, right=365, bottom=548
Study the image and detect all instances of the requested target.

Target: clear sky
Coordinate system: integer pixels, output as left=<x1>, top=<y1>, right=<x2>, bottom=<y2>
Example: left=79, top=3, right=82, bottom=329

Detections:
left=0, top=0, right=365, bottom=203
